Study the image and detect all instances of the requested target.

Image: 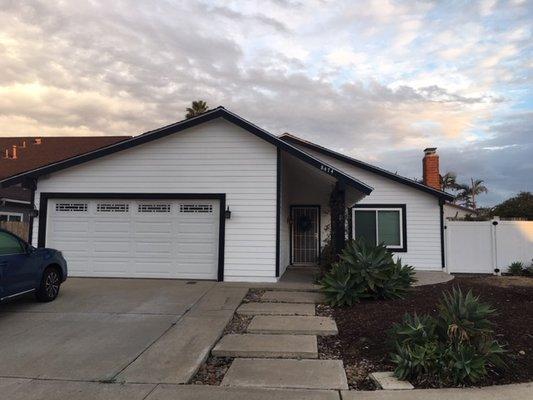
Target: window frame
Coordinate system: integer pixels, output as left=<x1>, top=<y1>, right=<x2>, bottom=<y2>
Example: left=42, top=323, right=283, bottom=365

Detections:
left=351, top=204, right=407, bottom=252
left=0, top=212, right=24, bottom=222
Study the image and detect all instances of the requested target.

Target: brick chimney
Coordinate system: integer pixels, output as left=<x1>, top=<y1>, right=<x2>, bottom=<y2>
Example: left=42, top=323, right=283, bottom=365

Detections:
left=423, top=147, right=440, bottom=190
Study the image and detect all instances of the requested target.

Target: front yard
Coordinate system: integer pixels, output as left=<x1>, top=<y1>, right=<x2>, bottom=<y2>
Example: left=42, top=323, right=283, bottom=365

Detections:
left=327, top=275, right=533, bottom=389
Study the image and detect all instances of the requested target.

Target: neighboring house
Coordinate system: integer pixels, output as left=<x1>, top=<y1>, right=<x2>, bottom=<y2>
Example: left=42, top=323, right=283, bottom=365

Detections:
left=0, top=107, right=453, bottom=282
left=443, top=202, right=479, bottom=220
left=0, top=136, right=130, bottom=223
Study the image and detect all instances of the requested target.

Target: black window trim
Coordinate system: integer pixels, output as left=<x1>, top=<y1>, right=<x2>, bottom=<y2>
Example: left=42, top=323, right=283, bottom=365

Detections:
left=351, top=204, right=407, bottom=252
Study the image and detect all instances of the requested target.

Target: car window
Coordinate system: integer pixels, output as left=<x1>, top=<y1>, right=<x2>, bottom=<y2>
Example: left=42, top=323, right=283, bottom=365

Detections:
left=0, top=232, right=25, bottom=255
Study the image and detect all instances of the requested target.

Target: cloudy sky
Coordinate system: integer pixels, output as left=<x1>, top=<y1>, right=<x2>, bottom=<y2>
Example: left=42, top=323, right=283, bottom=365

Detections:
left=0, top=0, right=531, bottom=205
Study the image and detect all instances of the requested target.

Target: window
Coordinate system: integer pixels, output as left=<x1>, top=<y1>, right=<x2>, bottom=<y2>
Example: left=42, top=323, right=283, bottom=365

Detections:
left=0, top=231, right=24, bottom=255
left=97, top=203, right=129, bottom=213
left=352, top=205, right=406, bottom=251
left=180, top=204, right=213, bottom=213
left=56, top=203, right=88, bottom=212
left=138, top=204, right=171, bottom=213
left=0, top=213, right=23, bottom=222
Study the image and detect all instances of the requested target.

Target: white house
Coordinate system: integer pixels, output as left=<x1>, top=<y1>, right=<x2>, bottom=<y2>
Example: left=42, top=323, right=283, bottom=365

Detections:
left=0, top=107, right=453, bottom=282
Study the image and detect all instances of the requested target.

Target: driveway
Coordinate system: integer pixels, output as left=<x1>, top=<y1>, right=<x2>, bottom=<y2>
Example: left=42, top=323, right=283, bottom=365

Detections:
left=0, top=278, right=245, bottom=383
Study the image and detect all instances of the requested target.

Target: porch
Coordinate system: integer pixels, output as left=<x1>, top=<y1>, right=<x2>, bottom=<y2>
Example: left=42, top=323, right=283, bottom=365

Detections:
left=278, top=150, right=370, bottom=277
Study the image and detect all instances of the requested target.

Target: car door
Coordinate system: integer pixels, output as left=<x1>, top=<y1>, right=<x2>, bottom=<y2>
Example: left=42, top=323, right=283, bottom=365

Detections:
left=0, top=231, right=36, bottom=299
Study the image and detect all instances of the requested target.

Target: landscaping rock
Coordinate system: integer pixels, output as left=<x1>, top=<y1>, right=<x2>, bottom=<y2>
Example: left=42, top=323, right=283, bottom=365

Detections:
left=247, top=316, right=338, bottom=335
left=212, top=334, right=317, bottom=359
left=237, top=303, right=315, bottom=316
left=221, top=358, right=348, bottom=390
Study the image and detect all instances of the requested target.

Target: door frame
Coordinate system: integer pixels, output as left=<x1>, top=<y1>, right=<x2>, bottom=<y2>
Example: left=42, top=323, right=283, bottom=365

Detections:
left=290, top=205, right=321, bottom=265
left=37, top=192, right=226, bottom=281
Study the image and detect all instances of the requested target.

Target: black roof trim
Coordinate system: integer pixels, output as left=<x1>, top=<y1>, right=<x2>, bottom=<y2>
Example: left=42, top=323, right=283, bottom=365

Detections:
left=0, top=107, right=373, bottom=195
left=280, top=133, right=454, bottom=201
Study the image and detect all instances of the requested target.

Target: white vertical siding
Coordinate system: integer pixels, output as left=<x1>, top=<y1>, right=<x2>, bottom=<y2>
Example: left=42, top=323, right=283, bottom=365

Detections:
left=32, top=119, right=278, bottom=281
left=292, top=147, right=443, bottom=271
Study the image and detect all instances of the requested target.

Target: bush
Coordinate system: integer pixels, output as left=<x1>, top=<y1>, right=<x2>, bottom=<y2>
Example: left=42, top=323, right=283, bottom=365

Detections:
left=320, top=239, right=416, bottom=306
left=507, top=261, right=524, bottom=276
left=389, top=288, right=506, bottom=386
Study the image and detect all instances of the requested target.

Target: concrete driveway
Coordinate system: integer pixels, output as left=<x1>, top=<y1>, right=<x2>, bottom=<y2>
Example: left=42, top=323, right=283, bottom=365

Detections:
left=0, top=278, right=246, bottom=383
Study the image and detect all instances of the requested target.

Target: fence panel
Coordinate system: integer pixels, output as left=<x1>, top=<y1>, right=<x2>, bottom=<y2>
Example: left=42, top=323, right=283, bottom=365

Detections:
left=0, top=221, right=30, bottom=241
left=445, top=220, right=533, bottom=273
left=446, top=221, right=494, bottom=273
left=495, top=221, right=533, bottom=270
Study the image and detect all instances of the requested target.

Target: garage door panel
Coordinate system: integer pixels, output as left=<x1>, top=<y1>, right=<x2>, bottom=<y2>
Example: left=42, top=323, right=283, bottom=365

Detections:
left=46, top=198, right=220, bottom=279
left=50, top=220, right=90, bottom=234
left=93, top=221, right=131, bottom=233
left=93, top=260, right=130, bottom=274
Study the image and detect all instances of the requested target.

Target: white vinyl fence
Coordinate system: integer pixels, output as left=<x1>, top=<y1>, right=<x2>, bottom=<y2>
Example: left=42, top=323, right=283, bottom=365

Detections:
left=445, top=220, right=533, bottom=274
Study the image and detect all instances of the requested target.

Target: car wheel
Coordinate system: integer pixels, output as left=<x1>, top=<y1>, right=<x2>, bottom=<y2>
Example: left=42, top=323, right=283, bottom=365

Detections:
left=36, top=267, right=61, bottom=302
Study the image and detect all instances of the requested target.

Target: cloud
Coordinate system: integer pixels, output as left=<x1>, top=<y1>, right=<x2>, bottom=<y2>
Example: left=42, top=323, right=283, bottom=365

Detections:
left=0, top=0, right=530, bottom=205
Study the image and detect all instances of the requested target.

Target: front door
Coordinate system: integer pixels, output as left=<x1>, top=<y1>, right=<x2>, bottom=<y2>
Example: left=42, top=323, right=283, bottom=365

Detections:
left=291, top=206, right=319, bottom=265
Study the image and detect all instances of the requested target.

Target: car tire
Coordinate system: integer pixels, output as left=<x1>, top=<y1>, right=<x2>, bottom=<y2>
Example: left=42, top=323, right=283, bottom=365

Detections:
left=36, top=267, right=61, bottom=302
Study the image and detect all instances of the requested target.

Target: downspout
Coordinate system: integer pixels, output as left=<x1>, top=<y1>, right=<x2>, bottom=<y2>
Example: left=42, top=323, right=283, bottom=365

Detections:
left=439, top=199, right=446, bottom=269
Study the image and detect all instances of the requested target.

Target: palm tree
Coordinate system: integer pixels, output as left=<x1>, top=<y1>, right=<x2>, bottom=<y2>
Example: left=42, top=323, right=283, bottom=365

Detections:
left=457, top=178, right=488, bottom=209
left=440, top=172, right=459, bottom=191
left=185, top=100, right=209, bottom=119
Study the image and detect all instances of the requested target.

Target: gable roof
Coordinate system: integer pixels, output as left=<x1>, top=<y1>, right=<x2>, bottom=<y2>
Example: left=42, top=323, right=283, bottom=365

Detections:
left=0, top=107, right=373, bottom=195
left=280, top=133, right=454, bottom=201
left=0, top=136, right=130, bottom=180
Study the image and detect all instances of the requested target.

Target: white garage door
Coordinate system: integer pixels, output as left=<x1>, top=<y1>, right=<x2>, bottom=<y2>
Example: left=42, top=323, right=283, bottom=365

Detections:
left=45, top=198, right=220, bottom=279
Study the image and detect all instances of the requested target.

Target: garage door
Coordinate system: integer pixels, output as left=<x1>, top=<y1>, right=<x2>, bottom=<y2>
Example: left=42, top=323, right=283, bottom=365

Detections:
left=45, top=198, right=220, bottom=279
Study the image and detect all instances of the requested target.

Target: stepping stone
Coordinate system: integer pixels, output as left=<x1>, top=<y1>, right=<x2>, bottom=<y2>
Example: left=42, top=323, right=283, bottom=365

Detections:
left=261, top=291, right=325, bottom=304
left=222, top=358, right=348, bottom=390
left=237, top=303, right=315, bottom=316
left=149, top=385, right=340, bottom=400
left=212, top=334, right=317, bottom=358
left=369, top=371, right=414, bottom=390
left=247, top=316, right=337, bottom=335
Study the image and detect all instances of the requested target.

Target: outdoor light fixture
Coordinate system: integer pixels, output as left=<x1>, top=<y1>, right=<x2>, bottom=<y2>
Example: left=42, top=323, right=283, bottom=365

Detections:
left=29, top=208, right=39, bottom=218
left=225, top=206, right=231, bottom=219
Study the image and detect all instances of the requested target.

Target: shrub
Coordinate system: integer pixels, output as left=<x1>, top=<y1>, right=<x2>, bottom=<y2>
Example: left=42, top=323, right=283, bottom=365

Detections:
left=389, top=288, right=506, bottom=386
left=507, top=261, right=524, bottom=276
left=320, top=239, right=416, bottom=306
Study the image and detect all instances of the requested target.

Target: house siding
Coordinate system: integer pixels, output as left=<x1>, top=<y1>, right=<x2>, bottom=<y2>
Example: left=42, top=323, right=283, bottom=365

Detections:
left=294, top=147, right=443, bottom=271
left=32, top=119, right=278, bottom=281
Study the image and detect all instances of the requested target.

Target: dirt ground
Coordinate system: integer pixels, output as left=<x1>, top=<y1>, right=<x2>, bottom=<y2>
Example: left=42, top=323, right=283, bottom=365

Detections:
left=329, top=275, right=533, bottom=389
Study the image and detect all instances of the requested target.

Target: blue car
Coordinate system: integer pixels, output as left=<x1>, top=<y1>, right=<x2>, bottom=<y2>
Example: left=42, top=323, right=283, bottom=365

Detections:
left=0, top=229, right=67, bottom=302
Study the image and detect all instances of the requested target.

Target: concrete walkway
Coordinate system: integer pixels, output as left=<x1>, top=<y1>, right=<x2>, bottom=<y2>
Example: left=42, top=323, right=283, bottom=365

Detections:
left=2, top=378, right=529, bottom=400
left=212, top=288, right=346, bottom=390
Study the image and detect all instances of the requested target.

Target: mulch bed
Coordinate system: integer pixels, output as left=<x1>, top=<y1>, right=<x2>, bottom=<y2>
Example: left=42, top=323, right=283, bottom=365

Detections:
left=328, top=275, right=533, bottom=389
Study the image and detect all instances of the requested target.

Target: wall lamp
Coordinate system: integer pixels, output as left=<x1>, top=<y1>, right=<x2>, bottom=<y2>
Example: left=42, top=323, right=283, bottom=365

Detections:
left=225, top=206, right=232, bottom=219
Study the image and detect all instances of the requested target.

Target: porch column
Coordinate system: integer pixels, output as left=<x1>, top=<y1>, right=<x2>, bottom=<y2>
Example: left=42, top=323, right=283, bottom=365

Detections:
left=329, top=181, right=346, bottom=258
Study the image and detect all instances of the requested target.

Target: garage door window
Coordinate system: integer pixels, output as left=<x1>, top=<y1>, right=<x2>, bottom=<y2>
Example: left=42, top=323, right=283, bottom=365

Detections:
left=56, top=203, right=88, bottom=212
left=97, top=203, right=129, bottom=212
left=180, top=204, right=213, bottom=213
left=138, top=204, right=171, bottom=213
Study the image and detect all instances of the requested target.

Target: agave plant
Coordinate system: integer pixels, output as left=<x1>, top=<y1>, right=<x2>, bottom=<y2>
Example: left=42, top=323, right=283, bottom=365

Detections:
left=321, top=239, right=415, bottom=306
left=438, top=288, right=495, bottom=343
left=390, top=313, right=438, bottom=346
left=390, top=287, right=506, bottom=385
left=320, top=262, right=365, bottom=307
